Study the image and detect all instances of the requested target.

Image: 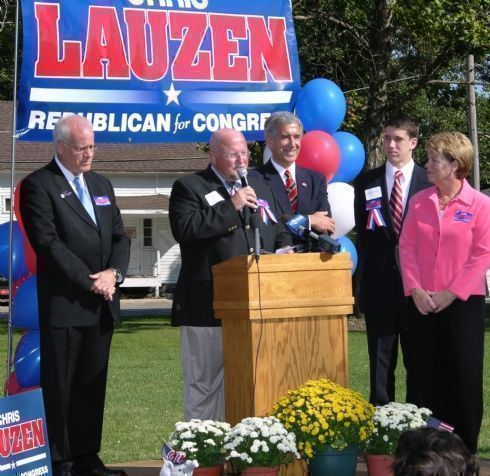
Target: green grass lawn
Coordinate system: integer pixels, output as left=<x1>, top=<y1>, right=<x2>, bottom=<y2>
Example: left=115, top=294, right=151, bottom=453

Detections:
left=1, top=314, right=489, bottom=463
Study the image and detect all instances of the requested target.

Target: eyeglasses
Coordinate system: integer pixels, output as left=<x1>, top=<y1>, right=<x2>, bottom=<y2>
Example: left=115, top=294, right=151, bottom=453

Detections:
left=62, top=142, right=97, bottom=153
left=222, top=150, right=250, bottom=160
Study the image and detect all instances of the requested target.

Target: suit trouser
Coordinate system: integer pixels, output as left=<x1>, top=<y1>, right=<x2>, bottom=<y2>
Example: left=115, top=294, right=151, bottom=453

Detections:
left=407, top=296, right=485, bottom=454
left=365, top=308, right=412, bottom=405
left=180, top=326, right=225, bottom=421
left=41, top=311, right=114, bottom=463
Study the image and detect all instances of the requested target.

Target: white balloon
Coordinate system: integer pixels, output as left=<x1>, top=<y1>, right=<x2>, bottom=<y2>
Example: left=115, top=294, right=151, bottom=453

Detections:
left=263, top=145, right=272, bottom=163
left=328, top=182, right=355, bottom=239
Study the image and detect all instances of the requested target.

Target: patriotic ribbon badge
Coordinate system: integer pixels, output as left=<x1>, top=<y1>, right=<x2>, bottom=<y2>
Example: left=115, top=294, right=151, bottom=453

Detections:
left=366, top=198, right=386, bottom=230
left=257, top=199, right=278, bottom=225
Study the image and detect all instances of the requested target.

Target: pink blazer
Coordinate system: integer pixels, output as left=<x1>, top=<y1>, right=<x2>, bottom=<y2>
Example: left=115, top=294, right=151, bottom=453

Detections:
left=399, top=179, right=490, bottom=300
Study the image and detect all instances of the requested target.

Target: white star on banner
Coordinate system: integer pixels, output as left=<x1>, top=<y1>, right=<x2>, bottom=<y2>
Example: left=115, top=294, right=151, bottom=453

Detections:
left=163, top=83, right=182, bottom=106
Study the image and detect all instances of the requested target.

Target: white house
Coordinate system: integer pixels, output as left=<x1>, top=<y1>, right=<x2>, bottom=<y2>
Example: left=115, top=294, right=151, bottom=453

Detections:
left=0, top=101, right=208, bottom=295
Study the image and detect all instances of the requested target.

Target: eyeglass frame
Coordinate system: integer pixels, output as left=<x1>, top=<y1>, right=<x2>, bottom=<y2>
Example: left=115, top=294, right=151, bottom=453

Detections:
left=61, top=141, right=98, bottom=153
left=221, top=150, right=250, bottom=160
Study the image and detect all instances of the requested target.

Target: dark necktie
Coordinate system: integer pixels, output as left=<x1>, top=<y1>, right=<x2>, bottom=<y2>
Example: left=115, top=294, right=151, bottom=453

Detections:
left=389, top=170, right=403, bottom=237
left=284, top=169, right=298, bottom=213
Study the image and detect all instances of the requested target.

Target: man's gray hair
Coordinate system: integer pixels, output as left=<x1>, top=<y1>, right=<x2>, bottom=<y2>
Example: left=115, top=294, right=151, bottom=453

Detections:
left=53, top=115, right=92, bottom=143
left=264, top=111, right=303, bottom=140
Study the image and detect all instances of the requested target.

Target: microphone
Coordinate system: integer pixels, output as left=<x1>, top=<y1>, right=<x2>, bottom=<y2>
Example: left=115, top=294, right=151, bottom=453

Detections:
left=283, top=214, right=309, bottom=238
left=284, top=214, right=340, bottom=254
left=237, top=168, right=261, bottom=258
left=237, top=168, right=257, bottom=214
left=237, top=167, right=249, bottom=188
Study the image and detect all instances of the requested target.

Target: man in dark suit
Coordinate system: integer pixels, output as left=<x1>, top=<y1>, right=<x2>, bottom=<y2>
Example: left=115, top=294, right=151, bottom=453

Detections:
left=169, top=128, right=291, bottom=421
left=354, top=114, right=430, bottom=405
left=249, top=111, right=335, bottom=245
left=20, top=115, right=130, bottom=476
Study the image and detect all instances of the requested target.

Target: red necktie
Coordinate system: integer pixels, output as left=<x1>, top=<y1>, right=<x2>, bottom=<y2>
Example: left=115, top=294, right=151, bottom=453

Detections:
left=389, top=170, right=403, bottom=237
left=284, top=169, right=298, bottom=213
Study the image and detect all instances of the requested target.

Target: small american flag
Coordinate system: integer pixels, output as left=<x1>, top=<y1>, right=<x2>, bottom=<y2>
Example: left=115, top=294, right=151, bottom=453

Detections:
left=160, top=440, right=186, bottom=464
left=426, top=416, right=455, bottom=432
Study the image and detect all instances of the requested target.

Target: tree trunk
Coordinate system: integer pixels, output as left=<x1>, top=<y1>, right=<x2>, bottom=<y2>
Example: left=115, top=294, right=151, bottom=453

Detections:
left=363, top=0, right=395, bottom=170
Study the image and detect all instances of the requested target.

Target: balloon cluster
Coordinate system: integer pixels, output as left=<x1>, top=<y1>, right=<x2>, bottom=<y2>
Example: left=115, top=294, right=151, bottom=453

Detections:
left=264, top=78, right=364, bottom=273
left=1, top=182, right=40, bottom=395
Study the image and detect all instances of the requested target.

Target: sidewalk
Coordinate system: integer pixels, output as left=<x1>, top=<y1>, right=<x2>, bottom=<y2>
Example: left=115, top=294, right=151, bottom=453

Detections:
left=120, top=297, right=172, bottom=316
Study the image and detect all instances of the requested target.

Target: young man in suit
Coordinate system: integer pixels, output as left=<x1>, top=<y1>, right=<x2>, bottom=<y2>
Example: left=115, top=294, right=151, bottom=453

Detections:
left=249, top=112, right=335, bottom=245
left=169, top=128, right=291, bottom=421
left=354, top=114, right=430, bottom=405
left=20, top=115, right=130, bottom=476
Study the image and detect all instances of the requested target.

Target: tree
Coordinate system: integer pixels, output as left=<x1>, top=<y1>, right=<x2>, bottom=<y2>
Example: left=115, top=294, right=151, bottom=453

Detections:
left=293, top=0, right=490, bottom=176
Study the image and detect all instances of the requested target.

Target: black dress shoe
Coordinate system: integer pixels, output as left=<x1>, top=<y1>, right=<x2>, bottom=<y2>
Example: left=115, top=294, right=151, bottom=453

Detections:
left=52, top=461, right=75, bottom=476
left=73, top=465, right=128, bottom=476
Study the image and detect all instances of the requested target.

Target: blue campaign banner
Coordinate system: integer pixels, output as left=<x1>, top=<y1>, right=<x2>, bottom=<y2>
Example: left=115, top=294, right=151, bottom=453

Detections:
left=0, top=388, right=52, bottom=476
left=16, top=0, right=301, bottom=143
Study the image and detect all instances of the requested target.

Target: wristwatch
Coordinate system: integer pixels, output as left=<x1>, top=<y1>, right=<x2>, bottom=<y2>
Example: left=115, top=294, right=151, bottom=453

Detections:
left=111, top=267, right=122, bottom=283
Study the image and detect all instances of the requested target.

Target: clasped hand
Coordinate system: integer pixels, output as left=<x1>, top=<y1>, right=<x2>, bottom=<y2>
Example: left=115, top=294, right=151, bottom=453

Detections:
left=231, top=186, right=257, bottom=211
left=89, top=269, right=117, bottom=301
left=412, top=288, right=456, bottom=315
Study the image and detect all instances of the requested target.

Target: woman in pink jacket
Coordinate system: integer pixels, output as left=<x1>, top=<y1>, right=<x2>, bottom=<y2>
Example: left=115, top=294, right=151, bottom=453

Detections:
left=399, top=132, right=490, bottom=454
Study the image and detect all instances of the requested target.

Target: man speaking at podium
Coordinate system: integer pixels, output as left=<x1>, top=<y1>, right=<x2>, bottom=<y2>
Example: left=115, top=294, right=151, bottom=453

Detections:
left=169, top=128, right=291, bottom=421
left=249, top=111, right=336, bottom=247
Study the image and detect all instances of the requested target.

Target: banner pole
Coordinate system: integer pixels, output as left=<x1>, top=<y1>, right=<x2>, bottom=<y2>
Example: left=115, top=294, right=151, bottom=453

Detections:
left=6, top=0, right=21, bottom=395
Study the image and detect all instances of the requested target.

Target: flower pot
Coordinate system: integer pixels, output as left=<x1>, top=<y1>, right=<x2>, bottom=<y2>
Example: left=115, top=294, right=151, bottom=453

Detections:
left=309, top=446, right=358, bottom=476
left=193, top=465, right=223, bottom=476
left=241, top=467, right=279, bottom=476
left=366, top=454, right=394, bottom=476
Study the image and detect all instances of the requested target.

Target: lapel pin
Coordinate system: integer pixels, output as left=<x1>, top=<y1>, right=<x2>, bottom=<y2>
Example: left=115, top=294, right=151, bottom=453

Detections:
left=60, top=190, right=72, bottom=199
left=301, top=182, right=307, bottom=188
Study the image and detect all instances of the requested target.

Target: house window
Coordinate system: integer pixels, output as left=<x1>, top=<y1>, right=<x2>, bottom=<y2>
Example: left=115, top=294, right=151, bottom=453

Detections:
left=3, top=198, right=11, bottom=213
left=143, top=218, right=153, bottom=247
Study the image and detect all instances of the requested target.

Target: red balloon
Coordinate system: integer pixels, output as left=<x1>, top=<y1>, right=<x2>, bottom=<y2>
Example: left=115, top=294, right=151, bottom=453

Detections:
left=4, top=372, right=39, bottom=396
left=296, top=130, right=341, bottom=182
left=14, top=181, right=37, bottom=274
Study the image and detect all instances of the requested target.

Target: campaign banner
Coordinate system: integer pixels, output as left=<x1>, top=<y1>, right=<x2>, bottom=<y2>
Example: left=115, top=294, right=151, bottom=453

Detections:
left=0, top=389, right=52, bottom=476
left=16, top=0, right=301, bottom=143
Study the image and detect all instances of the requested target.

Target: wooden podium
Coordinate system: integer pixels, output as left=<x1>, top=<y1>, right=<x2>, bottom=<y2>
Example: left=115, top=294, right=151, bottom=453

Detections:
left=212, top=252, right=354, bottom=426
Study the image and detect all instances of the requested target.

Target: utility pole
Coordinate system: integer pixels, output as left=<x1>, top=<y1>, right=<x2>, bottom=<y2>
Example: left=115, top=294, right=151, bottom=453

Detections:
left=467, top=54, right=480, bottom=190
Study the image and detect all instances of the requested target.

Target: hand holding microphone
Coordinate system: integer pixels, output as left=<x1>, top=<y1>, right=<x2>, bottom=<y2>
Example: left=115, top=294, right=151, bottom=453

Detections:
left=230, top=186, right=257, bottom=211
left=230, top=168, right=258, bottom=212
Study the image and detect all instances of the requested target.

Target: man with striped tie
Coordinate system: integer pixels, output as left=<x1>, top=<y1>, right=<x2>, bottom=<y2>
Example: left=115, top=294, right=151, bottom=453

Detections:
left=249, top=112, right=335, bottom=247
left=354, top=114, right=430, bottom=405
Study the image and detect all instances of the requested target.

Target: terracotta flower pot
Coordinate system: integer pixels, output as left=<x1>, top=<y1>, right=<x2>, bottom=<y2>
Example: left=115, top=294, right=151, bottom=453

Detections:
left=193, top=465, right=223, bottom=476
left=365, top=454, right=394, bottom=476
left=241, top=467, right=279, bottom=476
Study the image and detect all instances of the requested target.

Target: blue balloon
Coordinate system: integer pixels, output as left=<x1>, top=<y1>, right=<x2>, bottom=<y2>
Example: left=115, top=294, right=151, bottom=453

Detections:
left=12, top=275, right=39, bottom=329
left=296, top=78, right=346, bottom=134
left=331, top=132, right=366, bottom=184
left=337, top=236, right=358, bottom=274
left=14, top=330, right=40, bottom=388
left=0, top=222, right=28, bottom=280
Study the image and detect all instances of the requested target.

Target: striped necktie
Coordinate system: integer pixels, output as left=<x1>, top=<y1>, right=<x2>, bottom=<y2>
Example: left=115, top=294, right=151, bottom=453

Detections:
left=389, top=170, right=403, bottom=237
left=284, top=169, right=298, bottom=213
left=74, top=176, right=97, bottom=224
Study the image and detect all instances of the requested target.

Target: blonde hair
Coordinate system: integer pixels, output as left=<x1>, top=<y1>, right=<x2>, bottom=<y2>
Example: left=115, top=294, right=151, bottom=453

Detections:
left=425, top=132, right=473, bottom=179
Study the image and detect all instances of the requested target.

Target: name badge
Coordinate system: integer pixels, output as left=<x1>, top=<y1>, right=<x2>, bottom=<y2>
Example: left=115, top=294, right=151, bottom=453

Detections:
left=365, top=186, right=382, bottom=201
left=205, top=191, right=225, bottom=206
left=453, top=210, right=472, bottom=223
left=94, top=196, right=111, bottom=206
